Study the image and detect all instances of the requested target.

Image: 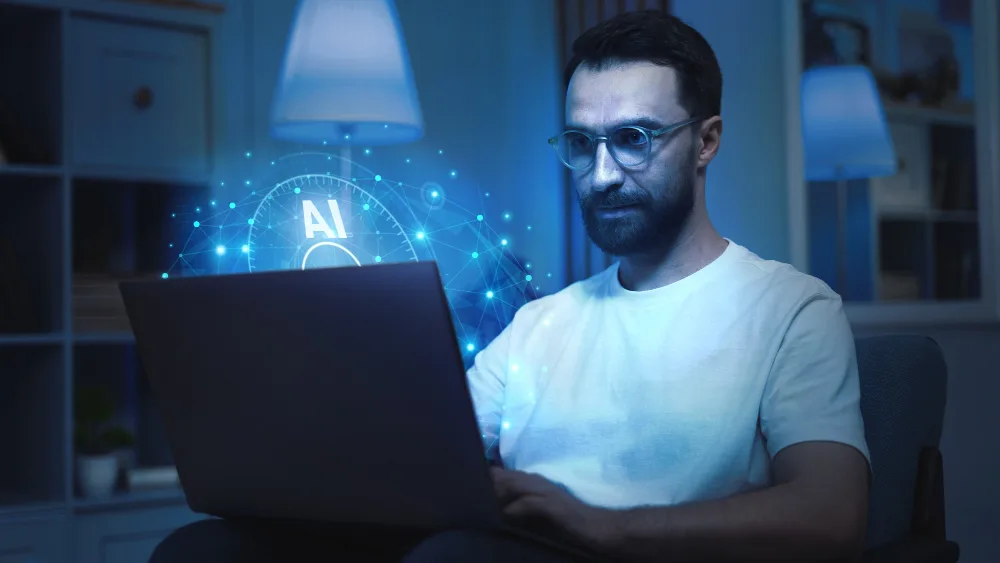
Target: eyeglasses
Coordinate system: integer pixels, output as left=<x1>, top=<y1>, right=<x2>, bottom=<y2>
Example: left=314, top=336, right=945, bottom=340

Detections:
left=547, top=117, right=703, bottom=171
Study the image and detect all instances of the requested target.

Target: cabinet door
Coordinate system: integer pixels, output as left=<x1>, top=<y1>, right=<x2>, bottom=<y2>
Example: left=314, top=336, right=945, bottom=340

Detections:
left=74, top=506, right=205, bottom=563
left=0, top=516, right=68, bottom=563
left=70, top=15, right=211, bottom=181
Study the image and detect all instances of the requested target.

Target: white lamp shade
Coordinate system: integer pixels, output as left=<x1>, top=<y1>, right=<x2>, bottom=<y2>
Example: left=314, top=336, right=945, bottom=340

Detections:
left=801, top=65, right=897, bottom=181
left=271, top=0, right=424, bottom=146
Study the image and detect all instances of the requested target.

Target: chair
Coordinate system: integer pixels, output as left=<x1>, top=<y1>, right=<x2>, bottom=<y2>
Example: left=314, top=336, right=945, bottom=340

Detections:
left=856, top=335, right=960, bottom=563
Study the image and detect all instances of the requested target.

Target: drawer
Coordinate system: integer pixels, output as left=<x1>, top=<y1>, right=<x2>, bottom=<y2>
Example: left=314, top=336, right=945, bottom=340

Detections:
left=71, top=16, right=211, bottom=179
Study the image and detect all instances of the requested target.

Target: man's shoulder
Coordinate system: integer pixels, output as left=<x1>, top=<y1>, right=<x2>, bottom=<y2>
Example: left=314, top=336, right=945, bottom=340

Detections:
left=510, top=267, right=612, bottom=323
left=728, top=243, right=839, bottom=307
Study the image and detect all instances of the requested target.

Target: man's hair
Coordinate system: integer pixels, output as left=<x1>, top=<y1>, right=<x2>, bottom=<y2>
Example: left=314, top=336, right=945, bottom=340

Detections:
left=564, top=10, right=723, bottom=119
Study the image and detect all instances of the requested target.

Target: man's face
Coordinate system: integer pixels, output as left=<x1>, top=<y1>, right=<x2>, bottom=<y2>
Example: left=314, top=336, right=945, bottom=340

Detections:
left=566, top=61, right=698, bottom=257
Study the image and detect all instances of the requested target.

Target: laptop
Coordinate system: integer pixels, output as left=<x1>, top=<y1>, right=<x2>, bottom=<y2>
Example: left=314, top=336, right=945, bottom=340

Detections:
left=119, top=262, right=604, bottom=560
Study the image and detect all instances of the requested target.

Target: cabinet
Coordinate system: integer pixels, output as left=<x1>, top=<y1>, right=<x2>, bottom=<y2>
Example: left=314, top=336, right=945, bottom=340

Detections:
left=0, top=0, right=223, bottom=560
left=71, top=16, right=211, bottom=181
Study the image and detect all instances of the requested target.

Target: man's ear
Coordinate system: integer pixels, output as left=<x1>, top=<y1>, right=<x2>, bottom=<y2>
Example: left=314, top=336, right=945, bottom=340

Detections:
left=697, top=116, right=723, bottom=168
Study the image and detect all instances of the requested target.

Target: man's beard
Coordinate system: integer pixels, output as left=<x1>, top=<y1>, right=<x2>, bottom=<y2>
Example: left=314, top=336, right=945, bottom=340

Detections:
left=578, top=168, right=695, bottom=257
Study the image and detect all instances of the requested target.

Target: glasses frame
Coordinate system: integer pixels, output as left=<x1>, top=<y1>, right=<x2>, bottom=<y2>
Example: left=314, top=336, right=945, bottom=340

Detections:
left=547, top=116, right=703, bottom=171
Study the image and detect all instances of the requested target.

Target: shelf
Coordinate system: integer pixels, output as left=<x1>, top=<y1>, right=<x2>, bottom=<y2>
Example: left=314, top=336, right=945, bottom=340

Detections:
left=883, top=100, right=975, bottom=128
left=0, top=174, right=65, bottom=334
left=0, top=165, right=63, bottom=178
left=0, top=3, right=62, bottom=166
left=73, top=486, right=185, bottom=514
left=71, top=178, right=210, bottom=334
left=0, top=334, right=64, bottom=346
left=0, top=346, right=66, bottom=510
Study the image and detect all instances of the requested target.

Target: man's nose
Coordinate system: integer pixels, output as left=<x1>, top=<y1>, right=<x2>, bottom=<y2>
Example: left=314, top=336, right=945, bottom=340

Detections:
left=591, top=142, right=625, bottom=192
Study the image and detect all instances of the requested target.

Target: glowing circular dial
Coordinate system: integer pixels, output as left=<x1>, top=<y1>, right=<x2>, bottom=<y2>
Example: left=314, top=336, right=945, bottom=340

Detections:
left=247, top=173, right=418, bottom=272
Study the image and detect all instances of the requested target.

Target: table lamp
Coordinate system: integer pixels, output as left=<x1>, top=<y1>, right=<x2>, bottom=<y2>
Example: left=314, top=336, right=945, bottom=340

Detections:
left=270, top=0, right=424, bottom=191
left=801, top=65, right=897, bottom=298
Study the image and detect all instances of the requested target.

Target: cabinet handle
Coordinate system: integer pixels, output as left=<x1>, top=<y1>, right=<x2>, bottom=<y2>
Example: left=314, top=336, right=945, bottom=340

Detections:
left=133, top=86, right=154, bottom=110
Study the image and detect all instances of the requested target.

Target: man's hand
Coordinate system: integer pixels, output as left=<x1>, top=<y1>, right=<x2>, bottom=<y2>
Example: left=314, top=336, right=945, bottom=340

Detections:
left=491, top=467, right=612, bottom=547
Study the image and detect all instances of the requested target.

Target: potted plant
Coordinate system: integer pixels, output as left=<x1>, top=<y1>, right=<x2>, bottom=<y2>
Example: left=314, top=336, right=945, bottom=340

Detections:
left=74, top=386, right=135, bottom=498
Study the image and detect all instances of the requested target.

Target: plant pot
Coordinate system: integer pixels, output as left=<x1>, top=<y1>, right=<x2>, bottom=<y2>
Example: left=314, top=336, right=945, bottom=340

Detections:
left=77, top=454, right=119, bottom=498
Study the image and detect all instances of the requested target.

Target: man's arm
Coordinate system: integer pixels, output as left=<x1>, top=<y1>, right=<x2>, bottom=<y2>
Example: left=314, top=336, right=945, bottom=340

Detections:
left=589, top=440, right=869, bottom=562
left=590, top=291, right=871, bottom=562
left=466, top=325, right=513, bottom=464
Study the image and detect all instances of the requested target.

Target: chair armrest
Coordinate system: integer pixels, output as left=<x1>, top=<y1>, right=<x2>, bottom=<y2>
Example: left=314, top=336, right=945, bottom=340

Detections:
left=863, top=538, right=959, bottom=563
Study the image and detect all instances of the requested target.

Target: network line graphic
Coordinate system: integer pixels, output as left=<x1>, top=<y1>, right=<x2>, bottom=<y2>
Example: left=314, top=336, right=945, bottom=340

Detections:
left=162, top=150, right=551, bottom=365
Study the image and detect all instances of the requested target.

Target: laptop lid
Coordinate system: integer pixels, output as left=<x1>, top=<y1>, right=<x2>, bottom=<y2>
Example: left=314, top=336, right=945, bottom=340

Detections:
left=119, top=262, right=501, bottom=530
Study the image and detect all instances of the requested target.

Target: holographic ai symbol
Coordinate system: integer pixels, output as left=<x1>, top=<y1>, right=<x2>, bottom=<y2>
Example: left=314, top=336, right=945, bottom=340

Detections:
left=247, top=173, right=419, bottom=272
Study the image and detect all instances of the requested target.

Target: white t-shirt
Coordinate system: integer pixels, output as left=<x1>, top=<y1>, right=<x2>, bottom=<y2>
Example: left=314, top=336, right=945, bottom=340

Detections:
left=467, top=240, right=870, bottom=509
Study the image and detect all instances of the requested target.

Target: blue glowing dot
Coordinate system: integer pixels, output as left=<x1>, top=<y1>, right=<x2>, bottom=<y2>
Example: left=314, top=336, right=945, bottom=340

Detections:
left=241, top=245, right=250, bottom=253
left=343, top=134, right=351, bottom=141
left=384, top=124, right=389, bottom=128
left=472, top=252, right=479, bottom=259
left=547, top=273, right=552, bottom=278
left=245, top=151, right=252, bottom=158
left=525, top=275, right=533, bottom=281
left=501, top=239, right=508, bottom=246
left=405, top=158, right=411, bottom=164
left=161, top=273, right=168, bottom=279
left=476, top=214, right=483, bottom=221
left=195, top=207, right=201, bottom=213
left=210, top=201, right=216, bottom=206
left=486, top=291, right=494, bottom=299
left=375, top=256, right=382, bottom=263
left=216, top=245, right=225, bottom=255
left=229, top=202, right=236, bottom=209
left=193, top=221, right=200, bottom=228
left=364, top=148, right=372, bottom=155
left=431, top=191, right=439, bottom=198
left=466, top=343, right=475, bottom=351
left=449, top=170, right=457, bottom=178
left=503, top=213, right=511, bottom=220
left=245, top=180, right=251, bottom=186
left=220, top=181, right=225, bottom=187
left=416, top=231, right=425, bottom=239
left=171, top=213, right=176, bottom=218
left=375, top=174, right=382, bottom=182
left=294, top=187, right=301, bottom=194
left=363, top=203, right=370, bottom=211
left=322, top=140, right=328, bottom=145
left=527, top=225, right=533, bottom=231
left=438, top=149, right=444, bottom=155
left=247, top=218, right=254, bottom=225
left=502, top=421, right=510, bottom=430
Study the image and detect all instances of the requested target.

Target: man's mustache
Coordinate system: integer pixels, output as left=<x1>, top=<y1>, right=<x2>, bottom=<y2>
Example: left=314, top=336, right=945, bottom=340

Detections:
left=581, top=189, right=651, bottom=210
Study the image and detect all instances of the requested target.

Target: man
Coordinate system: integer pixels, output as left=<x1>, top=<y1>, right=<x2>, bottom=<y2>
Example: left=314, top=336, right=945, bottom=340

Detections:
left=153, top=10, right=870, bottom=563
left=411, top=8, right=871, bottom=562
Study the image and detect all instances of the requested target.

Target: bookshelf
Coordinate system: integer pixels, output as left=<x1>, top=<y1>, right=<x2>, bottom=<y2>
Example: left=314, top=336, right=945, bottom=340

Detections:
left=796, top=0, right=998, bottom=324
left=0, top=0, right=224, bottom=559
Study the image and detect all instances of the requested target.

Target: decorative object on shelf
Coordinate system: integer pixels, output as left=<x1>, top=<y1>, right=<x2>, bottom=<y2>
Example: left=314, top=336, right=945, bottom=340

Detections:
left=878, top=8, right=961, bottom=107
left=72, top=275, right=132, bottom=333
left=74, top=386, right=136, bottom=498
left=802, top=65, right=897, bottom=298
left=270, top=0, right=425, bottom=212
left=803, top=0, right=872, bottom=67
left=870, top=122, right=929, bottom=210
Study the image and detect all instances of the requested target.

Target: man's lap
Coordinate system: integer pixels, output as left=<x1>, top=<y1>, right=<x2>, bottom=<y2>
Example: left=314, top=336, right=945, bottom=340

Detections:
left=150, top=518, right=592, bottom=563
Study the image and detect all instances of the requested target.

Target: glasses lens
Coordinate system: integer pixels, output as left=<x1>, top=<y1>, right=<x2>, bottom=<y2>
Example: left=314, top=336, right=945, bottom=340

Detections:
left=556, top=131, right=595, bottom=169
left=609, top=127, right=651, bottom=166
